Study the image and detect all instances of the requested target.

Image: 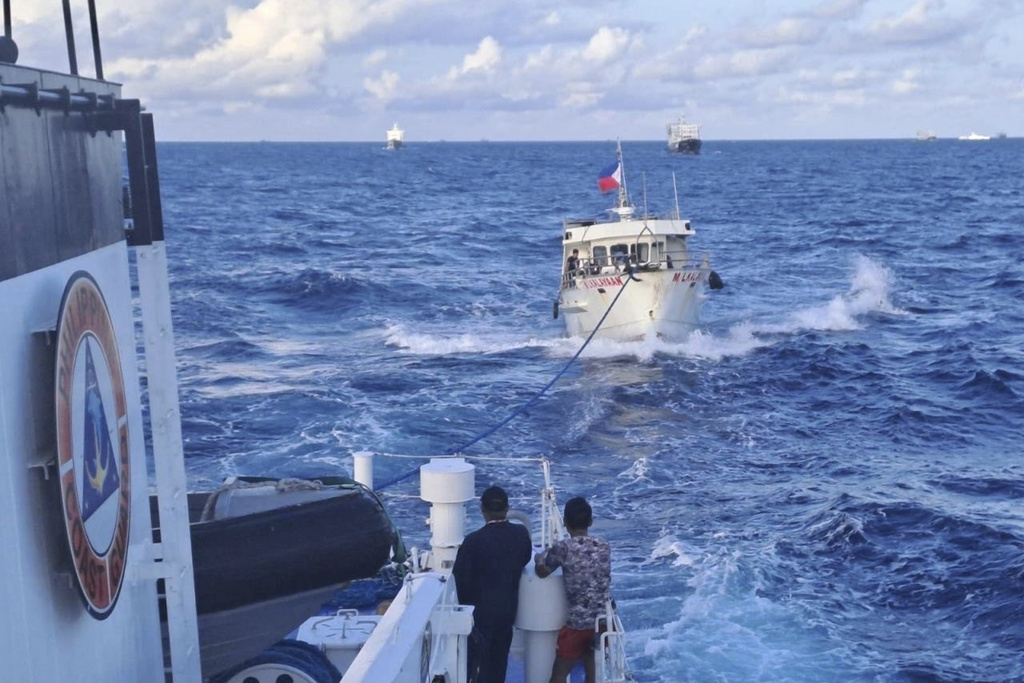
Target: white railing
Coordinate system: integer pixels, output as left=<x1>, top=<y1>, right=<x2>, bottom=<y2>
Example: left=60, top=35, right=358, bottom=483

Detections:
left=596, top=600, right=633, bottom=683
left=561, top=252, right=710, bottom=287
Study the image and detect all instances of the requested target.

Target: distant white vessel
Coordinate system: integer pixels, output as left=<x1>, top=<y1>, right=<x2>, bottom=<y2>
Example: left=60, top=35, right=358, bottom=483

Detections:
left=958, top=132, right=990, bottom=141
left=915, top=130, right=937, bottom=141
left=666, top=114, right=702, bottom=154
left=386, top=123, right=404, bottom=149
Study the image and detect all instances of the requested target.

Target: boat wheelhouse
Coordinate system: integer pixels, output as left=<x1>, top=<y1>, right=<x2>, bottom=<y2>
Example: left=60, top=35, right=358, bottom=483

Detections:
left=556, top=143, right=719, bottom=341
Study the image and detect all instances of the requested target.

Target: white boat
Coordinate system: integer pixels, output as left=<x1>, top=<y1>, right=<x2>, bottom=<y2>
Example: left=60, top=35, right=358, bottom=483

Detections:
left=666, top=114, right=702, bottom=154
left=915, top=130, right=937, bottom=141
left=958, top=132, right=990, bottom=141
left=1, top=10, right=632, bottom=683
left=386, top=123, right=404, bottom=149
left=555, top=142, right=722, bottom=341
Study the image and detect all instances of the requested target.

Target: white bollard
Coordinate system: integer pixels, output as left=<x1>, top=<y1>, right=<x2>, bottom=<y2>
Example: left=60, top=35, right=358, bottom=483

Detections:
left=353, top=451, right=374, bottom=490
left=516, top=557, right=569, bottom=683
left=419, top=458, right=475, bottom=573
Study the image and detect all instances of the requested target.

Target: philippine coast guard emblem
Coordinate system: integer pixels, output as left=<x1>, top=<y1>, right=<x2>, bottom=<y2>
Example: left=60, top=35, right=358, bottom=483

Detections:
left=55, top=272, right=132, bottom=619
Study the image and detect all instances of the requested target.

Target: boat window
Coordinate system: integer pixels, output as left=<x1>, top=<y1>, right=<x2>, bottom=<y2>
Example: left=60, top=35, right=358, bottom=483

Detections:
left=610, top=244, right=629, bottom=265
left=592, top=245, right=608, bottom=267
left=629, top=243, right=649, bottom=263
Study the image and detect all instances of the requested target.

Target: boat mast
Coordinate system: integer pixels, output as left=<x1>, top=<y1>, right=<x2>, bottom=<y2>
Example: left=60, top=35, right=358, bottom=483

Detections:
left=616, top=139, right=629, bottom=209
left=672, top=171, right=681, bottom=220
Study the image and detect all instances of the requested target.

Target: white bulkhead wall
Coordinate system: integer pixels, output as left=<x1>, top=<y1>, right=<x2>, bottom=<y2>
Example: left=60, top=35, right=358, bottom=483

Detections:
left=0, top=243, right=166, bottom=681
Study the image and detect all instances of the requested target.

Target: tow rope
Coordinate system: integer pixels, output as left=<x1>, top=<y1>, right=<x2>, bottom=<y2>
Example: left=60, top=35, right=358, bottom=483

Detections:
left=376, top=268, right=638, bottom=491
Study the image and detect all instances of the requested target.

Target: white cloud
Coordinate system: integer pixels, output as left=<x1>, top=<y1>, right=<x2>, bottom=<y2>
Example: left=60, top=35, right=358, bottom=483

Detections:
left=867, top=0, right=967, bottom=45
left=872, top=0, right=939, bottom=33
left=745, top=17, right=822, bottom=47
left=583, top=27, right=631, bottom=64
left=832, top=68, right=863, bottom=87
left=6, top=0, right=1018, bottom=140
left=459, top=36, right=502, bottom=74
left=891, top=68, right=921, bottom=94
left=524, top=45, right=555, bottom=70
left=561, top=92, right=602, bottom=108
left=814, top=0, right=870, bottom=20
left=364, top=69, right=400, bottom=101
left=693, top=48, right=790, bottom=80
left=364, top=49, right=388, bottom=67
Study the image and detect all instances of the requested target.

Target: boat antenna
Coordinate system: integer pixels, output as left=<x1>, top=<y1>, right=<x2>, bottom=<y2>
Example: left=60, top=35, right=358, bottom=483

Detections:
left=616, top=138, right=629, bottom=209
left=672, top=171, right=681, bottom=220
left=642, top=172, right=649, bottom=218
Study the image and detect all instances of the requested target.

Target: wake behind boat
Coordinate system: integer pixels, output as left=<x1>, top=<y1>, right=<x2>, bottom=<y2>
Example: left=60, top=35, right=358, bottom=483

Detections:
left=555, top=143, right=722, bottom=341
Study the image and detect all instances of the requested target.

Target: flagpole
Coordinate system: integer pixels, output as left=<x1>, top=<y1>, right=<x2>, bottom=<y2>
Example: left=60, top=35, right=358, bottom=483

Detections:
left=616, top=138, right=628, bottom=209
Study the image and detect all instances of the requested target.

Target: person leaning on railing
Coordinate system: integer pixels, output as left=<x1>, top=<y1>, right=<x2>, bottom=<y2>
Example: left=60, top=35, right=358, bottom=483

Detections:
left=534, top=497, right=612, bottom=683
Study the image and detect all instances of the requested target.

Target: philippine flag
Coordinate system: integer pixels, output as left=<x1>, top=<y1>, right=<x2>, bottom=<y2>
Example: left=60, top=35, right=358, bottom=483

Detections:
left=597, top=161, right=621, bottom=193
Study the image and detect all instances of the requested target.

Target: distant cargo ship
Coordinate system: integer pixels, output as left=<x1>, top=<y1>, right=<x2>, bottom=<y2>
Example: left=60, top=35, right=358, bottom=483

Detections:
left=386, top=123, right=404, bottom=149
left=915, top=130, right=937, bottom=141
left=667, top=115, right=702, bottom=154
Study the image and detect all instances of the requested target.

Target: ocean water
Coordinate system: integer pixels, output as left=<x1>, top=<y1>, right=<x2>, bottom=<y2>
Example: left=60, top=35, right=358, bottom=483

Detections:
left=157, top=139, right=1024, bottom=682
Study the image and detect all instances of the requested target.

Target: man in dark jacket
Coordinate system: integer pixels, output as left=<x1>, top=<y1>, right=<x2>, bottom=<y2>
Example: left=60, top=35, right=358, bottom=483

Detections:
left=452, top=485, right=533, bottom=683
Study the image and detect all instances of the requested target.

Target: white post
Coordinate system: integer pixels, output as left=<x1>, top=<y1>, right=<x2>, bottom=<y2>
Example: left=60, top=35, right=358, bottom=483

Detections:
left=353, top=451, right=374, bottom=490
left=135, top=242, right=203, bottom=681
left=419, top=458, right=475, bottom=573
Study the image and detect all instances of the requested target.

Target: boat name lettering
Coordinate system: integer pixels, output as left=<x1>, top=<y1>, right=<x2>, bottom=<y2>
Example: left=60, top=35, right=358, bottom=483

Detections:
left=672, top=271, right=704, bottom=283
left=584, top=276, right=624, bottom=289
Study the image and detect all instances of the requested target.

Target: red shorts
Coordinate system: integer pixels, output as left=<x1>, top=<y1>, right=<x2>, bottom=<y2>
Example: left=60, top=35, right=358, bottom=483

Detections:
left=555, top=626, right=595, bottom=661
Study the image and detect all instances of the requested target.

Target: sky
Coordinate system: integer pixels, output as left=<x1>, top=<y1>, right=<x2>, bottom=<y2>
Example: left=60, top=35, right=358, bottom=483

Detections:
left=8, top=0, right=1024, bottom=141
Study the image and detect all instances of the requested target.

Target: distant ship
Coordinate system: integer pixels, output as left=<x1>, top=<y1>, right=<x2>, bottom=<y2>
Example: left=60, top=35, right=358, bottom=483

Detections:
left=386, top=123, right=404, bottom=149
left=667, top=115, right=702, bottom=154
left=996, top=132, right=1008, bottom=139
left=958, top=132, right=990, bottom=141
left=915, top=130, right=937, bottom=141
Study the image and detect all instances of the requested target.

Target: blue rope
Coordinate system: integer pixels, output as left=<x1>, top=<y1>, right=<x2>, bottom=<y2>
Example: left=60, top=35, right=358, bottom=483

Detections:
left=375, top=273, right=636, bottom=491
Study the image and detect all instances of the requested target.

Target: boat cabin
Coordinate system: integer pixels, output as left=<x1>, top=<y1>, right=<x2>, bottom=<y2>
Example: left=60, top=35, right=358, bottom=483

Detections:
left=561, top=214, right=696, bottom=281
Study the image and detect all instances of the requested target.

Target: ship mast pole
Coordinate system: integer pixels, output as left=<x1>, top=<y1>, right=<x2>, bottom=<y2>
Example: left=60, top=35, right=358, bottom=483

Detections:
left=616, top=138, right=628, bottom=209
left=672, top=172, right=681, bottom=220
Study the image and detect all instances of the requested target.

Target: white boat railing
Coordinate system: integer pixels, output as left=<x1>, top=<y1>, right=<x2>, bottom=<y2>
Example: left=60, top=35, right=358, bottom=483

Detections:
left=562, top=252, right=710, bottom=285
left=596, top=600, right=632, bottom=683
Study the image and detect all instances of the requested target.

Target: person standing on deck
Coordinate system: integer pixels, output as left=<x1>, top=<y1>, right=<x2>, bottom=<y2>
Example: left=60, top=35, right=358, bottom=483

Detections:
left=534, top=496, right=612, bottom=683
left=452, top=485, right=533, bottom=683
left=566, top=249, right=580, bottom=275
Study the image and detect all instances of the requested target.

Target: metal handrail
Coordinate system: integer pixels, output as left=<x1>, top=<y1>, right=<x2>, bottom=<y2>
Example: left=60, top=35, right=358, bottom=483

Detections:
left=562, top=252, right=709, bottom=281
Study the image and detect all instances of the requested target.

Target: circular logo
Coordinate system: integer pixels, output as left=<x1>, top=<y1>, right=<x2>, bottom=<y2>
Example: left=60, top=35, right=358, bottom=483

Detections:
left=55, top=272, right=132, bottom=619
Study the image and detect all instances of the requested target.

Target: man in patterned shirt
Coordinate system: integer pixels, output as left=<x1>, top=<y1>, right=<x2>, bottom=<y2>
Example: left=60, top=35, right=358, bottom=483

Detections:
left=534, top=496, right=611, bottom=683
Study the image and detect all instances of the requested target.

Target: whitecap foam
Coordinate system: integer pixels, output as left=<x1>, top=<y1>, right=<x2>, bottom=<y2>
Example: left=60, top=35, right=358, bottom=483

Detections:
left=383, top=324, right=557, bottom=355
left=382, top=256, right=899, bottom=362
left=761, top=255, right=901, bottom=335
left=649, top=534, right=699, bottom=568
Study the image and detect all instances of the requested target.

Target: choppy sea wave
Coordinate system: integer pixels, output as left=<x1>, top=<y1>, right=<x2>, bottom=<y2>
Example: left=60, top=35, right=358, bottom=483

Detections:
left=159, top=139, right=1024, bottom=682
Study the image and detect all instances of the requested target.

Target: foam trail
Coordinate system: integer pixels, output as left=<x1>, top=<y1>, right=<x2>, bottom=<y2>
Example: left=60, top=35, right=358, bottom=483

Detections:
left=384, top=324, right=559, bottom=355
left=763, top=255, right=900, bottom=334
left=384, top=257, right=898, bottom=361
